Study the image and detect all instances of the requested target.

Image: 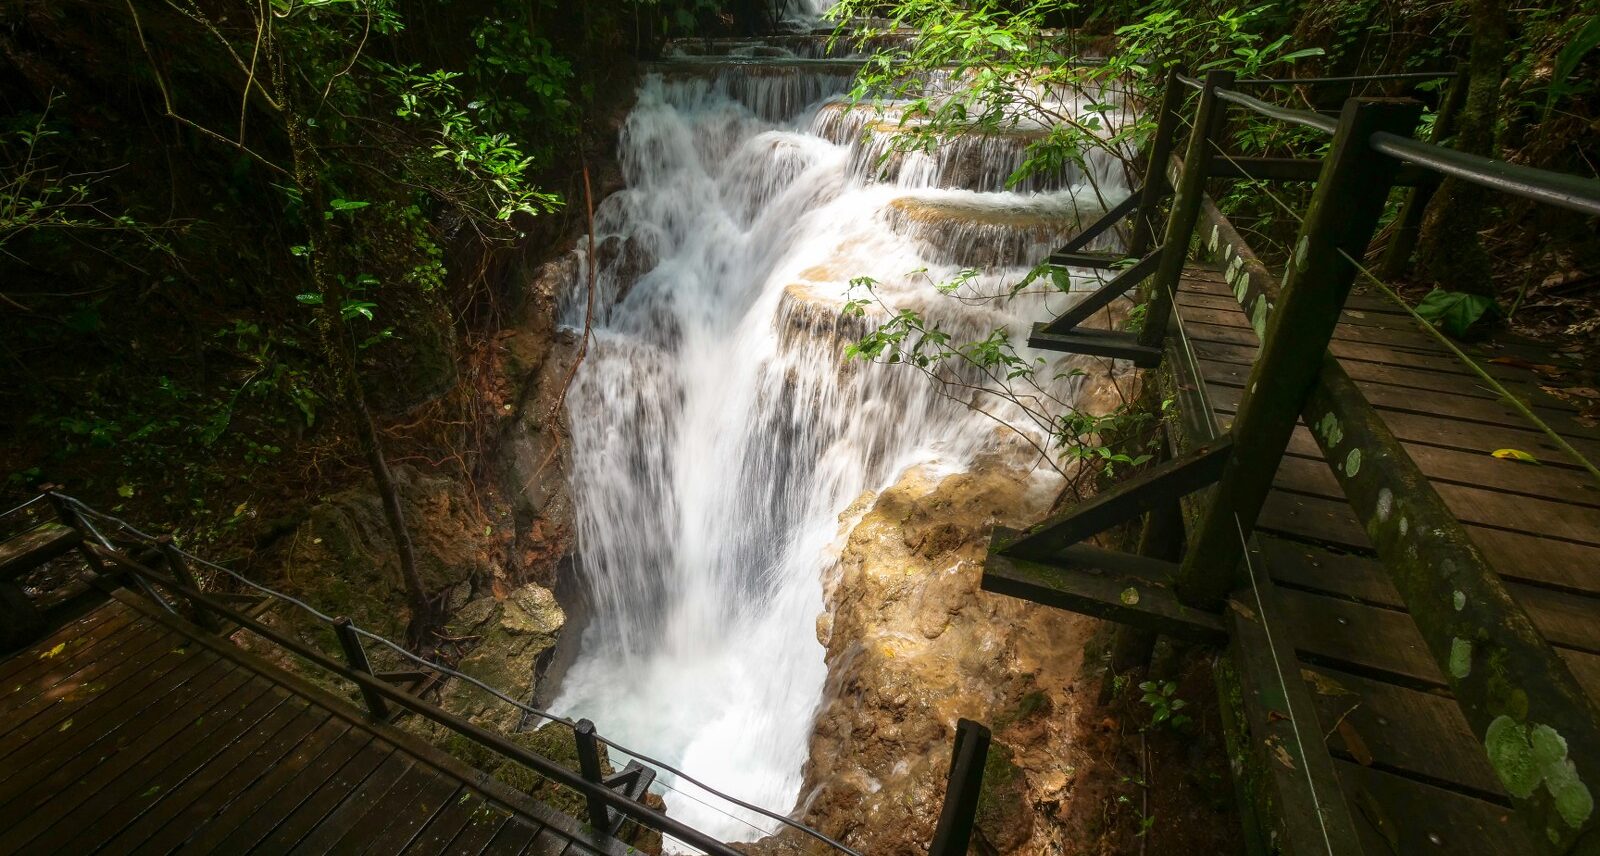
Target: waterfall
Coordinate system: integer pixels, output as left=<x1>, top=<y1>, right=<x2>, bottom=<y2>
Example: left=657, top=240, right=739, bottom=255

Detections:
left=546, top=39, right=1129, bottom=846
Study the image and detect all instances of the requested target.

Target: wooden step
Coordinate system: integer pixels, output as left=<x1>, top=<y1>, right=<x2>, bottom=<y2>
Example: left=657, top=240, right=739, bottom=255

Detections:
left=0, top=523, right=80, bottom=580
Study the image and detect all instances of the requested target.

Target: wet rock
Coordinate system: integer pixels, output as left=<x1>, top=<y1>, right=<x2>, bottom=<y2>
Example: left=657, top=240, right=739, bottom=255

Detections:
left=883, top=194, right=1089, bottom=269
left=750, top=462, right=1099, bottom=856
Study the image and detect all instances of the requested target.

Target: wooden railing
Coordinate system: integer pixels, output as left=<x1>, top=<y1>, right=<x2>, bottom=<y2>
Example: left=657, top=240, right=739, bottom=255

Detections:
left=984, top=65, right=1600, bottom=854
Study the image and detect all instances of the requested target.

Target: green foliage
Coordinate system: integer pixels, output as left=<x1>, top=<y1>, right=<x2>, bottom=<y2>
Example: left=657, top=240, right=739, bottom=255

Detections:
left=1545, top=15, right=1600, bottom=119
left=1414, top=288, right=1499, bottom=338
left=1138, top=679, right=1191, bottom=731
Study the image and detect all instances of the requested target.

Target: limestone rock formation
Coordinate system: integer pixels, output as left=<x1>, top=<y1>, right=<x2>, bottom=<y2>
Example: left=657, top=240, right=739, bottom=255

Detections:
left=767, top=461, right=1098, bottom=855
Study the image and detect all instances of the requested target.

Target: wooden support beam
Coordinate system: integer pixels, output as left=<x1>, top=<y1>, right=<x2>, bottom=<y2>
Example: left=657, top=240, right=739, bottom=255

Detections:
left=1139, top=70, right=1234, bottom=351
left=1048, top=250, right=1125, bottom=269
left=1052, top=191, right=1144, bottom=258
left=1040, top=248, right=1165, bottom=334
left=930, top=719, right=991, bottom=856
left=1129, top=66, right=1186, bottom=258
left=1223, top=568, right=1367, bottom=854
left=1175, top=98, right=1422, bottom=609
left=1027, top=326, right=1163, bottom=366
left=983, top=542, right=1226, bottom=643
left=1205, top=155, right=1324, bottom=182
left=995, top=437, right=1232, bottom=562
left=1380, top=61, right=1469, bottom=278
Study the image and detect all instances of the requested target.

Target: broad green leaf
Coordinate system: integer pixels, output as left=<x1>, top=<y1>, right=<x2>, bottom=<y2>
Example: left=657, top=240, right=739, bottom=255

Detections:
left=1414, top=288, right=1497, bottom=338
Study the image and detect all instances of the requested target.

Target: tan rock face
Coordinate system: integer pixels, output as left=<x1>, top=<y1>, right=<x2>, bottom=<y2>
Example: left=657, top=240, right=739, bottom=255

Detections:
left=764, top=461, right=1096, bottom=856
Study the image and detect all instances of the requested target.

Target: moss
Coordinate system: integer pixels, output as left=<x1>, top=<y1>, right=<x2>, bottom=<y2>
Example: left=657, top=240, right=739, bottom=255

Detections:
left=485, top=722, right=615, bottom=822
left=975, top=741, right=1033, bottom=852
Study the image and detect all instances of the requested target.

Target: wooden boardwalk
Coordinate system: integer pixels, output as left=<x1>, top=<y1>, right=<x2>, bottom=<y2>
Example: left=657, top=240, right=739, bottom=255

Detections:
left=0, top=591, right=622, bottom=856
left=1171, top=261, right=1600, bottom=854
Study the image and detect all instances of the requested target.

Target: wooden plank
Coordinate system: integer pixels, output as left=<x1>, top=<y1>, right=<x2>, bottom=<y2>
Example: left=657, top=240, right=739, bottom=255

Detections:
left=323, top=763, right=444, bottom=852
left=251, top=741, right=399, bottom=851
left=209, top=727, right=382, bottom=852
left=481, top=819, right=544, bottom=856
left=1335, top=761, right=1538, bottom=855
left=22, top=674, right=281, bottom=853
left=1280, top=425, right=1600, bottom=509
left=0, top=634, right=216, bottom=791
left=361, top=775, right=465, bottom=853
left=0, top=605, right=146, bottom=701
left=165, top=715, right=359, bottom=852
left=1263, top=536, right=1600, bottom=655
left=1272, top=453, right=1600, bottom=548
left=1276, top=588, right=1600, bottom=702
left=97, top=702, right=327, bottom=853
left=434, top=807, right=515, bottom=856
left=1205, top=382, right=1600, bottom=472
left=0, top=522, right=80, bottom=579
left=0, top=663, right=251, bottom=852
left=1198, top=347, right=1582, bottom=419
left=1257, top=487, right=1600, bottom=595
left=0, top=618, right=175, bottom=746
left=1200, top=358, right=1600, bottom=442
left=402, top=788, right=495, bottom=856
left=1302, top=664, right=1502, bottom=798
left=39, top=684, right=296, bottom=855
left=0, top=603, right=121, bottom=683
left=266, top=745, right=417, bottom=854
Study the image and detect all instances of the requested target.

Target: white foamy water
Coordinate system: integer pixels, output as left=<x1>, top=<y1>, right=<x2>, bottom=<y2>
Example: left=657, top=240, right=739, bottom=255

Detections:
left=548, top=44, right=1129, bottom=846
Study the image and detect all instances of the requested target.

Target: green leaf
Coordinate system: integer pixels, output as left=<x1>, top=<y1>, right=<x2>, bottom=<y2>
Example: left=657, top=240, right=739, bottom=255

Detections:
left=1277, top=48, right=1326, bottom=63
left=328, top=198, right=371, bottom=212
left=1413, top=289, right=1497, bottom=338
left=1546, top=16, right=1600, bottom=119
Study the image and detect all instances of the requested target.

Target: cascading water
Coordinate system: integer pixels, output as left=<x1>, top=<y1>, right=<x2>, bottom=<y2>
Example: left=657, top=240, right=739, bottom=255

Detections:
left=547, top=30, right=1130, bottom=846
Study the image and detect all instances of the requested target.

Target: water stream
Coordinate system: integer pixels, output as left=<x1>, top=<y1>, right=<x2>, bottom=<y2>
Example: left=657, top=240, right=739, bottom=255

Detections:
left=546, top=19, right=1128, bottom=845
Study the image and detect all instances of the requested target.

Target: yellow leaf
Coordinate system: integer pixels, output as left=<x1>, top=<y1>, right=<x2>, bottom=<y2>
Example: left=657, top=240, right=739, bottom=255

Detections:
left=1491, top=448, right=1539, bottom=464
left=233, top=502, right=249, bottom=517
left=39, top=643, right=65, bottom=660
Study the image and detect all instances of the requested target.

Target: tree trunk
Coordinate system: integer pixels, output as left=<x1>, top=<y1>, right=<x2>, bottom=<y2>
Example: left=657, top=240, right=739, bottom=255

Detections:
left=1414, top=0, right=1508, bottom=296
left=274, top=44, right=433, bottom=632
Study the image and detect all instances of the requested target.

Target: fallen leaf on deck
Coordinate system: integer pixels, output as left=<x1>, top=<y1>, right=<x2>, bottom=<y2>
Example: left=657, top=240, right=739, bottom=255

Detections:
left=1337, top=719, right=1375, bottom=766
left=1491, top=448, right=1539, bottom=464
left=1488, top=356, right=1562, bottom=377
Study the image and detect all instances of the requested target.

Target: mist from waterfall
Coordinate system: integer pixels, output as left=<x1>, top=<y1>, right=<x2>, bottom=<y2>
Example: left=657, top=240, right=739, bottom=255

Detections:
left=546, top=55, right=1128, bottom=846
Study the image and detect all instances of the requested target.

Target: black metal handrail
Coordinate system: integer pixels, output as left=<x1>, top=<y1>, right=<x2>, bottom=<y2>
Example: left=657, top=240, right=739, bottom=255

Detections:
left=18, top=492, right=867, bottom=856
left=1176, top=71, right=1600, bottom=214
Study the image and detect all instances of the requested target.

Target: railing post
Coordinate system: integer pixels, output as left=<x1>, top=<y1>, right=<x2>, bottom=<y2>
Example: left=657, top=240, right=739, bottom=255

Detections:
left=1138, top=70, right=1234, bottom=349
left=573, top=718, right=612, bottom=832
left=333, top=616, right=391, bottom=721
left=1173, top=97, right=1423, bottom=609
left=929, top=719, right=991, bottom=856
left=157, top=535, right=219, bottom=632
left=1128, top=65, right=1185, bottom=258
left=1379, top=61, right=1468, bottom=278
left=44, top=487, right=115, bottom=578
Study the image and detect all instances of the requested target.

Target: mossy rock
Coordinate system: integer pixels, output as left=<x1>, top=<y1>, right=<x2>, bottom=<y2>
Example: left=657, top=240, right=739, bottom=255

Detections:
left=975, top=741, right=1034, bottom=853
left=486, top=722, right=615, bottom=821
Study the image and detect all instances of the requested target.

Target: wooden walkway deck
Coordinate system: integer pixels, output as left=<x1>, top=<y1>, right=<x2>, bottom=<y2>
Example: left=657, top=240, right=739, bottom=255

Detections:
left=0, top=590, right=622, bottom=856
left=1171, top=261, right=1600, bottom=854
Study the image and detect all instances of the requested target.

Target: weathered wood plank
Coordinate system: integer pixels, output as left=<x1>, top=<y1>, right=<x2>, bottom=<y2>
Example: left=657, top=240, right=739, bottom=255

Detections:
left=1303, top=664, right=1503, bottom=798
left=983, top=546, right=1226, bottom=643
left=1263, top=536, right=1600, bottom=655
left=1335, top=761, right=1537, bottom=855
left=0, top=522, right=80, bottom=579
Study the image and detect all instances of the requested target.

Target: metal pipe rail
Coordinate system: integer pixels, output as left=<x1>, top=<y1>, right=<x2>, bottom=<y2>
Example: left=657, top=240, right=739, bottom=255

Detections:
left=14, top=492, right=869, bottom=856
left=1177, top=72, right=1600, bottom=214
left=1371, top=131, right=1600, bottom=216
